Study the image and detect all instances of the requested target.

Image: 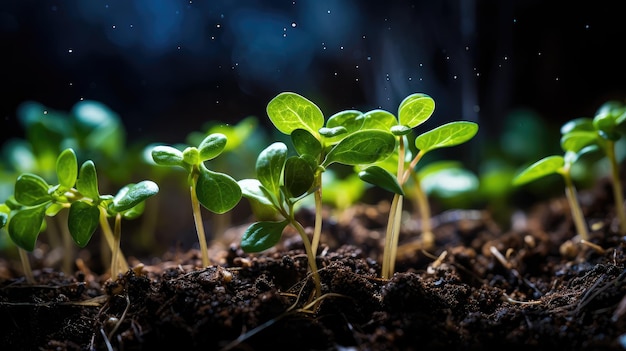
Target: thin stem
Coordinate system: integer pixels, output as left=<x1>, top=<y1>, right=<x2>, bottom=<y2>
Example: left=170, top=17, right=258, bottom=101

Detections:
left=189, top=173, right=210, bottom=267
left=389, top=194, right=403, bottom=276
left=412, top=174, right=434, bottom=249
left=562, top=170, right=589, bottom=241
left=99, top=209, right=128, bottom=273
left=606, top=141, right=626, bottom=234
left=110, top=213, right=122, bottom=280
left=290, top=219, right=322, bottom=301
left=310, top=173, right=323, bottom=255
left=18, top=247, right=34, bottom=284
left=382, top=193, right=401, bottom=279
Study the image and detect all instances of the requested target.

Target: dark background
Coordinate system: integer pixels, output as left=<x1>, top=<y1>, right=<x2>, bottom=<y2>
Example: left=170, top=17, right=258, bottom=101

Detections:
left=1, top=0, right=625, bottom=166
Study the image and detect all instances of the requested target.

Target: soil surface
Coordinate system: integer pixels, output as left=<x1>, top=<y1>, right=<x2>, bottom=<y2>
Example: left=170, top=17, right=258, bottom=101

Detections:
left=1, top=175, right=626, bottom=351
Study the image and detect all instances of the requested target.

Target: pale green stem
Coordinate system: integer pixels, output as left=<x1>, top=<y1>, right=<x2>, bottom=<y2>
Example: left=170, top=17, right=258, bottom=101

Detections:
left=562, top=171, right=589, bottom=241
left=99, top=209, right=128, bottom=272
left=189, top=173, right=210, bottom=267
left=388, top=194, right=403, bottom=276
left=290, top=218, right=322, bottom=300
left=606, top=141, right=626, bottom=234
left=18, top=247, right=34, bottom=284
left=412, top=174, right=434, bottom=249
left=110, top=213, right=122, bottom=280
left=382, top=193, right=401, bottom=280
left=310, top=173, right=323, bottom=255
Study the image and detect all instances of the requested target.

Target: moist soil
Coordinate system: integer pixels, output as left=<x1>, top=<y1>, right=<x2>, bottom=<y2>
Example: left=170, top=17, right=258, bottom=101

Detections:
left=1, top=175, right=626, bottom=351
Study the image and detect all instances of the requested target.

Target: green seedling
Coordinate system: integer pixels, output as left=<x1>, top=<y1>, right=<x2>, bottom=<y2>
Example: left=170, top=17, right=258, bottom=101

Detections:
left=151, top=133, right=242, bottom=267
left=263, top=92, right=396, bottom=256
left=4, top=148, right=158, bottom=281
left=560, top=101, right=626, bottom=234
left=513, top=152, right=593, bottom=241
left=358, top=93, right=478, bottom=279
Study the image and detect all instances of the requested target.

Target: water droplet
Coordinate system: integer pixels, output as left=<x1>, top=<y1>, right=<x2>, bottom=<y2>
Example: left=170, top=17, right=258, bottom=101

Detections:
left=68, top=48, right=73, bottom=53
left=112, top=25, right=116, bottom=29
left=291, top=22, right=297, bottom=28
left=453, top=75, right=457, bottom=79
left=367, top=56, right=371, bottom=61
left=340, top=46, right=344, bottom=50
left=355, top=65, right=359, bottom=69
left=327, top=10, right=331, bottom=14
left=585, top=24, right=590, bottom=29
left=216, top=24, right=221, bottom=28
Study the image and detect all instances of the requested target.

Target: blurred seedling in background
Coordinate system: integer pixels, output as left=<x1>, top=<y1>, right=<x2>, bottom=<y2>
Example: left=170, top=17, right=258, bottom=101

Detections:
left=150, top=133, right=242, bottom=267
left=358, top=93, right=478, bottom=279
left=1, top=148, right=158, bottom=282
left=560, top=100, right=626, bottom=234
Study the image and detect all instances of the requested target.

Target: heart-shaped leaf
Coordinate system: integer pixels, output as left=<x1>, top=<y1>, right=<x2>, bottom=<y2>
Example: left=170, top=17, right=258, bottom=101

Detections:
left=198, top=133, right=227, bottom=161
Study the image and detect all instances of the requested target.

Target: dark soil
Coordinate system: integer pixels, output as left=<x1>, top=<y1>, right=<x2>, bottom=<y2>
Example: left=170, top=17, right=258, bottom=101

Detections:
left=2, top=176, right=626, bottom=351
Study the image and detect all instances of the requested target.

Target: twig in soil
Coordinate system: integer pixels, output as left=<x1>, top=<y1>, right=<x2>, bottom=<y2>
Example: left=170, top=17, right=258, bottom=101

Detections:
left=489, top=246, right=544, bottom=298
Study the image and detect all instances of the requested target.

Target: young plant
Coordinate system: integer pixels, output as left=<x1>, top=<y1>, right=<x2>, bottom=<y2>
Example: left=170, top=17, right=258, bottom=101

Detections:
left=263, top=92, right=396, bottom=255
left=359, top=93, right=479, bottom=279
left=150, top=133, right=242, bottom=267
left=5, top=148, right=158, bottom=281
left=512, top=152, right=592, bottom=241
left=560, top=101, right=626, bottom=234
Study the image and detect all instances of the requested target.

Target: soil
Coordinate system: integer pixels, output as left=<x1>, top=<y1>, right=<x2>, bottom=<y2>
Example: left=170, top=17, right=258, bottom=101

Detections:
left=1, top=173, right=626, bottom=351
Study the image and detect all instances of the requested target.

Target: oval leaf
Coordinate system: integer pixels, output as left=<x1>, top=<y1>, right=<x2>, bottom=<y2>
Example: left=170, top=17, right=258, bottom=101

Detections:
left=358, top=166, right=404, bottom=195
left=196, top=167, right=242, bottom=214
left=326, top=110, right=364, bottom=133
left=560, top=131, right=598, bottom=154
left=361, top=109, right=397, bottom=131
left=68, top=201, right=100, bottom=247
left=414, top=121, right=478, bottom=153
left=512, top=155, right=564, bottom=186
left=266, top=92, right=324, bottom=136
left=291, top=129, right=322, bottom=158
left=76, top=161, right=100, bottom=200
left=56, top=148, right=78, bottom=190
left=284, top=156, right=314, bottom=198
left=323, top=130, right=396, bottom=166
left=241, top=220, right=288, bottom=252
left=560, top=117, right=594, bottom=135
left=14, top=173, right=51, bottom=206
left=151, top=145, right=185, bottom=167
left=198, top=133, right=227, bottom=161
left=256, top=142, right=287, bottom=196
left=8, top=203, right=48, bottom=251
left=111, top=181, right=159, bottom=213
left=398, top=93, right=435, bottom=129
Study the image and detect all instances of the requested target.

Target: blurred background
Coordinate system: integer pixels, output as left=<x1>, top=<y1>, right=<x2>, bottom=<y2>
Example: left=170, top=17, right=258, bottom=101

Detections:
left=1, top=0, right=626, bottom=262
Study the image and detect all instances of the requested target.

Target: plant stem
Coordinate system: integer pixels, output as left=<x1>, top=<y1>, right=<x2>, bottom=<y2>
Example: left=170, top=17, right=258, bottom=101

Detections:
left=382, top=193, right=401, bottom=280
left=310, top=173, right=323, bottom=255
left=189, top=173, right=211, bottom=267
left=562, top=171, right=589, bottom=241
left=290, top=218, right=322, bottom=301
left=412, top=175, right=434, bottom=250
left=110, top=213, right=122, bottom=280
left=606, top=141, right=626, bottom=234
left=18, top=247, right=34, bottom=284
left=98, top=209, right=128, bottom=272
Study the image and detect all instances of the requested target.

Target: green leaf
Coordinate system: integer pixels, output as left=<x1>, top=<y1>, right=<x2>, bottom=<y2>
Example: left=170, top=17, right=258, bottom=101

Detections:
left=256, top=142, right=287, bottom=196
left=241, top=220, right=288, bottom=252
left=398, top=93, right=435, bottom=129
left=182, top=147, right=200, bottom=166
left=361, top=109, right=397, bottom=131
left=121, top=201, right=145, bottom=220
left=391, top=125, right=412, bottom=136
left=72, top=100, right=125, bottom=158
left=196, top=166, right=242, bottom=214
left=414, top=121, right=478, bottom=153
left=76, top=161, right=100, bottom=200
left=326, top=110, right=364, bottom=133
left=560, top=131, right=598, bottom=154
left=8, top=203, right=48, bottom=251
left=319, top=126, right=347, bottom=138
left=56, top=148, right=78, bottom=190
left=266, top=92, right=324, bottom=137
left=323, top=130, right=396, bottom=167
left=110, top=181, right=159, bottom=213
left=68, top=201, right=100, bottom=247
left=14, top=173, right=52, bottom=206
left=238, top=179, right=274, bottom=206
left=560, top=117, right=594, bottom=135
left=151, top=145, right=185, bottom=167
left=284, top=156, right=314, bottom=198
left=197, top=133, right=227, bottom=161
left=593, top=112, right=620, bottom=140
left=291, top=129, right=322, bottom=158
left=512, top=156, right=564, bottom=186
left=358, top=165, right=404, bottom=195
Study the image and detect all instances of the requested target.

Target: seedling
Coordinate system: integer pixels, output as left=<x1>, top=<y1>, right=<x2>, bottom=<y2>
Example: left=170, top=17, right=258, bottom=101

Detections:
left=560, top=101, right=626, bottom=234
left=150, top=133, right=242, bottom=267
left=512, top=152, right=591, bottom=241
left=358, top=93, right=478, bottom=279
left=262, top=92, right=396, bottom=255
left=4, top=148, right=158, bottom=280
